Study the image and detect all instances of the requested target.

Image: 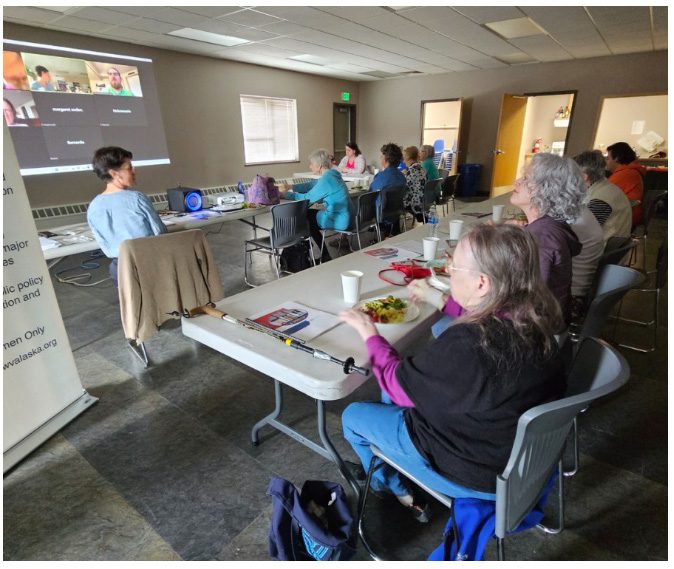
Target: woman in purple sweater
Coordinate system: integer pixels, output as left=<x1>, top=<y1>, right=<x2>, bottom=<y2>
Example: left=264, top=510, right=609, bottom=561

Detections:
left=340, top=224, right=565, bottom=520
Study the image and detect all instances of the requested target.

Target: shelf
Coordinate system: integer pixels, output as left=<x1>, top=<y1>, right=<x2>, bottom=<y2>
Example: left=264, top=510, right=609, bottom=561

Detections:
left=553, top=118, right=570, bottom=127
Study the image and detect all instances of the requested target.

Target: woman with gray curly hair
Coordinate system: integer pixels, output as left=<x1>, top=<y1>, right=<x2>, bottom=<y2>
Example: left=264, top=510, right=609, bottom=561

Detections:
left=509, top=153, right=583, bottom=325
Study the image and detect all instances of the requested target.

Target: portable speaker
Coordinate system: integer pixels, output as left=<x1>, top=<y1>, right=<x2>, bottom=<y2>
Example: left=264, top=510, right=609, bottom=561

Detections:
left=167, top=187, right=203, bottom=213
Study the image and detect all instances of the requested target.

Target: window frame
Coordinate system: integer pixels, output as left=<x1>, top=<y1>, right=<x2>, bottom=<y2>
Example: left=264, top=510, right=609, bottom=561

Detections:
left=240, top=94, right=300, bottom=166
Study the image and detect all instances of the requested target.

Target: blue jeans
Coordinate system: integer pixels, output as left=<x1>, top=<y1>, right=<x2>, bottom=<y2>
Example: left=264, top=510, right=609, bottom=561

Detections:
left=342, top=401, right=496, bottom=500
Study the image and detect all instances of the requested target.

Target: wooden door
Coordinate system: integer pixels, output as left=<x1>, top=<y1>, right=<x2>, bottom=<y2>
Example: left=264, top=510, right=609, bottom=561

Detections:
left=491, top=94, right=528, bottom=197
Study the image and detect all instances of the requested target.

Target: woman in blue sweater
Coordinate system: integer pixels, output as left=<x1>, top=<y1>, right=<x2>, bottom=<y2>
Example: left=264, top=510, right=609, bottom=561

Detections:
left=281, top=149, right=353, bottom=262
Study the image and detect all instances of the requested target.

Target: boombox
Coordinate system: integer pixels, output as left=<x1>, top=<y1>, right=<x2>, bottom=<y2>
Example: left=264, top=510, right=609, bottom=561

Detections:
left=167, top=187, right=203, bottom=213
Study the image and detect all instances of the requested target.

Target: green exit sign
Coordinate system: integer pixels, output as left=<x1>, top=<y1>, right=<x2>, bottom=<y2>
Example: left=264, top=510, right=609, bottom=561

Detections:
left=341, top=92, right=350, bottom=101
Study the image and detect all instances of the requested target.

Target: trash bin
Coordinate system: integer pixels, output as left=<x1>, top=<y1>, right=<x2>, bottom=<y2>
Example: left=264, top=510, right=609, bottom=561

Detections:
left=457, top=164, right=482, bottom=197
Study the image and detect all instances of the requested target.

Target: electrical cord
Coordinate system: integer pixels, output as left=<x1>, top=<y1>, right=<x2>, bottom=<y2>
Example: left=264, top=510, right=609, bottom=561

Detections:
left=54, top=250, right=111, bottom=287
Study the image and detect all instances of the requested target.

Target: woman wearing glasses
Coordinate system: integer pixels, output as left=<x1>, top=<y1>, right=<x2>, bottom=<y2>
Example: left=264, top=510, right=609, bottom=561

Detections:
left=87, top=146, right=167, bottom=286
left=339, top=224, right=565, bottom=520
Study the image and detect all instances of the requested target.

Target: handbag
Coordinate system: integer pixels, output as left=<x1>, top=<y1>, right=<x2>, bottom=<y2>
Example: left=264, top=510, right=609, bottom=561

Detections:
left=267, top=477, right=357, bottom=561
left=246, top=174, right=281, bottom=205
left=378, top=259, right=432, bottom=285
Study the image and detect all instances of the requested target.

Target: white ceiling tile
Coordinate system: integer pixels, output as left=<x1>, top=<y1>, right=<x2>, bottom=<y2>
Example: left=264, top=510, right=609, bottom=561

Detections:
left=230, top=43, right=304, bottom=59
left=145, top=35, right=223, bottom=56
left=451, top=6, right=524, bottom=25
left=509, top=36, right=572, bottom=63
left=255, top=21, right=307, bottom=36
left=317, top=6, right=392, bottom=21
left=398, top=7, right=520, bottom=57
left=189, top=19, right=280, bottom=41
left=125, top=18, right=183, bottom=35
left=220, top=9, right=284, bottom=28
left=176, top=7, right=245, bottom=19
left=328, top=62, right=376, bottom=73
left=3, top=6, right=64, bottom=24
left=101, top=27, right=160, bottom=44
left=48, top=15, right=116, bottom=34
left=521, top=6, right=610, bottom=58
left=67, top=7, right=137, bottom=27
left=106, top=7, right=158, bottom=18
left=138, top=7, right=209, bottom=28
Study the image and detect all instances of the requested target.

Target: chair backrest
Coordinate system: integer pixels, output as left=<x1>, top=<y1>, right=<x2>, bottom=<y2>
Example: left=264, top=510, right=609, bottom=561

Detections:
left=579, top=264, right=645, bottom=341
left=654, top=239, right=667, bottom=290
left=601, top=236, right=634, bottom=267
left=423, top=178, right=442, bottom=212
left=269, top=200, right=311, bottom=249
left=438, top=168, right=450, bottom=179
left=495, top=338, right=629, bottom=538
left=642, top=190, right=667, bottom=235
left=380, top=186, right=406, bottom=219
left=437, top=174, right=460, bottom=205
left=354, top=190, right=379, bottom=232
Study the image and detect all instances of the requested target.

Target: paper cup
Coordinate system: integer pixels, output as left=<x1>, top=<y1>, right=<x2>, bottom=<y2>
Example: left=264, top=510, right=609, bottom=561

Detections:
left=449, top=219, right=464, bottom=243
left=341, top=270, right=363, bottom=305
left=423, top=237, right=440, bottom=261
left=362, top=177, right=370, bottom=190
left=492, top=204, right=505, bottom=224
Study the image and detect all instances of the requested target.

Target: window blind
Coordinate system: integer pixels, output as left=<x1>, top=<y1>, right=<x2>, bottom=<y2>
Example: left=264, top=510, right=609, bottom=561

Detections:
left=240, top=95, right=299, bottom=165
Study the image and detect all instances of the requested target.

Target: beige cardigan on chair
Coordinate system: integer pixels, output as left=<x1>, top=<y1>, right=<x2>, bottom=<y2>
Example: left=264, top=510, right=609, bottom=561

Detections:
left=117, top=229, right=225, bottom=343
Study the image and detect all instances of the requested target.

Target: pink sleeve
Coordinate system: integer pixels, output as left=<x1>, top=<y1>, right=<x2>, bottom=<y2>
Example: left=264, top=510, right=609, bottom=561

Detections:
left=443, top=296, right=464, bottom=318
left=365, top=335, right=415, bottom=408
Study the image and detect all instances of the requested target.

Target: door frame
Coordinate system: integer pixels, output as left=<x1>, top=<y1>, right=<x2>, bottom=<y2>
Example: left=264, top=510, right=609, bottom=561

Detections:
left=333, top=103, right=357, bottom=160
left=419, top=97, right=464, bottom=169
left=522, top=89, right=579, bottom=156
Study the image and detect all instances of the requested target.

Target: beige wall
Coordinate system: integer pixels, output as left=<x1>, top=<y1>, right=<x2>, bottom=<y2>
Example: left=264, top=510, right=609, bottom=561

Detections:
left=4, top=23, right=359, bottom=207
left=357, top=50, right=667, bottom=194
left=593, top=94, right=668, bottom=154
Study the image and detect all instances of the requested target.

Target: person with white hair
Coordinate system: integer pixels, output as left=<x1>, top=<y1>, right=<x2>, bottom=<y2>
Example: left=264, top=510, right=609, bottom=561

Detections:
left=280, top=148, right=353, bottom=263
left=509, top=153, right=583, bottom=326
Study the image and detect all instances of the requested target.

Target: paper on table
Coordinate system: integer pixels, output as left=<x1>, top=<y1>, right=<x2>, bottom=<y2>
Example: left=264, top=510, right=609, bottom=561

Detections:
left=39, top=237, right=61, bottom=250
left=363, top=246, right=421, bottom=263
left=392, top=240, right=424, bottom=255
left=249, top=301, right=339, bottom=342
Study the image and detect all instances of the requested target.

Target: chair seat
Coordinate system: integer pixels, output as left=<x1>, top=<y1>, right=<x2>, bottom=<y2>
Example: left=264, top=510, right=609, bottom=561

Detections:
left=246, top=236, right=274, bottom=249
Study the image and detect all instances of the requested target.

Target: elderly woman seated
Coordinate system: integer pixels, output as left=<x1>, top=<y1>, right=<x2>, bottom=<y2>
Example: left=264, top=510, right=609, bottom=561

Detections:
left=509, top=153, right=584, bottom=326
left=419, top=144, right=440, bottom=187
left=280, top=148, right=353, bottom=263
left=401, top=145, right=427, bottom=223
left=340, top=224, right=566, bottom=519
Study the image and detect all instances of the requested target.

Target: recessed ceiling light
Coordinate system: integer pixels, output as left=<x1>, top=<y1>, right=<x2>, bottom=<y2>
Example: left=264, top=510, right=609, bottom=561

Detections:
left=168, top=28, right=250, bottom=47
left=484, top=17, right=547, bottom=39
left=289, top=54, right=329, bottom=66
left=495, top=53, right=539, bottom=65
left=386, top=6, right=414, bottom=11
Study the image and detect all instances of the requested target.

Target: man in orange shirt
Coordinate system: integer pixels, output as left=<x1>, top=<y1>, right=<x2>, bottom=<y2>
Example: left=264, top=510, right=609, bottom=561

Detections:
left=605, top=142, right=646, bottom=227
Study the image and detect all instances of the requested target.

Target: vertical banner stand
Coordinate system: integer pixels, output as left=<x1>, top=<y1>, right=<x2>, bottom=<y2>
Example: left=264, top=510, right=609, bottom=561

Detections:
left=3, top=124, right=97, bottom=473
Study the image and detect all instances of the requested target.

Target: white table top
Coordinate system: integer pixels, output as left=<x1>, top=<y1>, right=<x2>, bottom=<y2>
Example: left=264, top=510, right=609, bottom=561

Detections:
left=293, top=171, right=373, bottom=183
left=181, top=192, right=515, bottom=401
left=41, top=205, right=270, bottom=261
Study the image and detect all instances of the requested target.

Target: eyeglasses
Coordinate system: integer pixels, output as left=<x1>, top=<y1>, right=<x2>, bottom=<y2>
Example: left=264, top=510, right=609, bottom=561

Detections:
left=447, top=261, right=480, bottom=274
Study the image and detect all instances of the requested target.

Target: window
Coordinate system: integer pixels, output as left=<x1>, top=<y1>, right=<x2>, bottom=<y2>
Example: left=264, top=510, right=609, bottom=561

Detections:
left=240, top=95, right=299, bottom=165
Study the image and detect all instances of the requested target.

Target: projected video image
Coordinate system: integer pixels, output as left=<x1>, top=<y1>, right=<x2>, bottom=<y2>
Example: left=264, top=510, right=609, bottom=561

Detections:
left=86, top=62, right=142, bottom=97
left=21, top=53, right=92, bottom=94
left=3, top=51, right=30, bottom=90
left=3, top=90, right=41, bottom=127
left=4, top=39, right=170, bottom=175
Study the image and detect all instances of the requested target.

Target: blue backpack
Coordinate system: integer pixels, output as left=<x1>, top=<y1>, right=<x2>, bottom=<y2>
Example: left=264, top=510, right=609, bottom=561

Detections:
left=267, top=477, right=357, bottom=561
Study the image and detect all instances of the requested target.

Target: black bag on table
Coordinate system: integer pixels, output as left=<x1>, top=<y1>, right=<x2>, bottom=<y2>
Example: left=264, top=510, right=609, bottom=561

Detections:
left=279, top=241, right=312, bottom=273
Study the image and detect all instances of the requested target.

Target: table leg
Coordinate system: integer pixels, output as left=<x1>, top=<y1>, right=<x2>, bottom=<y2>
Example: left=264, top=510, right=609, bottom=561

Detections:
left=250, top=380, right=361, bottom=496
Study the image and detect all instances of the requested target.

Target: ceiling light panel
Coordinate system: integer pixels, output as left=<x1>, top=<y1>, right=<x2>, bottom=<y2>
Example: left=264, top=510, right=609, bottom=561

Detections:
left=484, top=17, right=547, bottom=39
left=289, top=54, right=331, bottom=65
left=168, top=28, right=250, bottom=47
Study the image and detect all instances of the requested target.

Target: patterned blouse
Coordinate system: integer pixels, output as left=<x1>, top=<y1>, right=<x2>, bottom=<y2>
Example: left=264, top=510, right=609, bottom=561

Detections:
left=403, top=162, right=427, bottom=214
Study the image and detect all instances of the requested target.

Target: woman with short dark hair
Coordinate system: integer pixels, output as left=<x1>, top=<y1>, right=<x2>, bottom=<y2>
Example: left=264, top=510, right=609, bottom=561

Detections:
left=340, top=223, right=565, bottom=519
left=605, top=141, right=646, bottom=226
left=337, top=142, right=366, bottom=174
left=87, top=146, right=167, bottom=286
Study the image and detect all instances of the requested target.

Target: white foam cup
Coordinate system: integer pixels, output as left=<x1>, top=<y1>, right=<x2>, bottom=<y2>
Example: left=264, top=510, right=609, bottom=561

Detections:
left=492, top=204, right=505, bottom=224
left=423, top=237, right=440, bottom=261
left=341, top=270, right=364, bottom=305
left=449, top=219, right=464, bottom=242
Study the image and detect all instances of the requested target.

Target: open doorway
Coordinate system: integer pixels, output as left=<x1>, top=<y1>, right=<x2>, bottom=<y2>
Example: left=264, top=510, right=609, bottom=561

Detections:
left=593, top=93, right=667, bottom=166
left=491, top=91, right=577, bottom=196
left=420, top=98, right=463, bottom=174
left=333, top=103, right=357, bottom=164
